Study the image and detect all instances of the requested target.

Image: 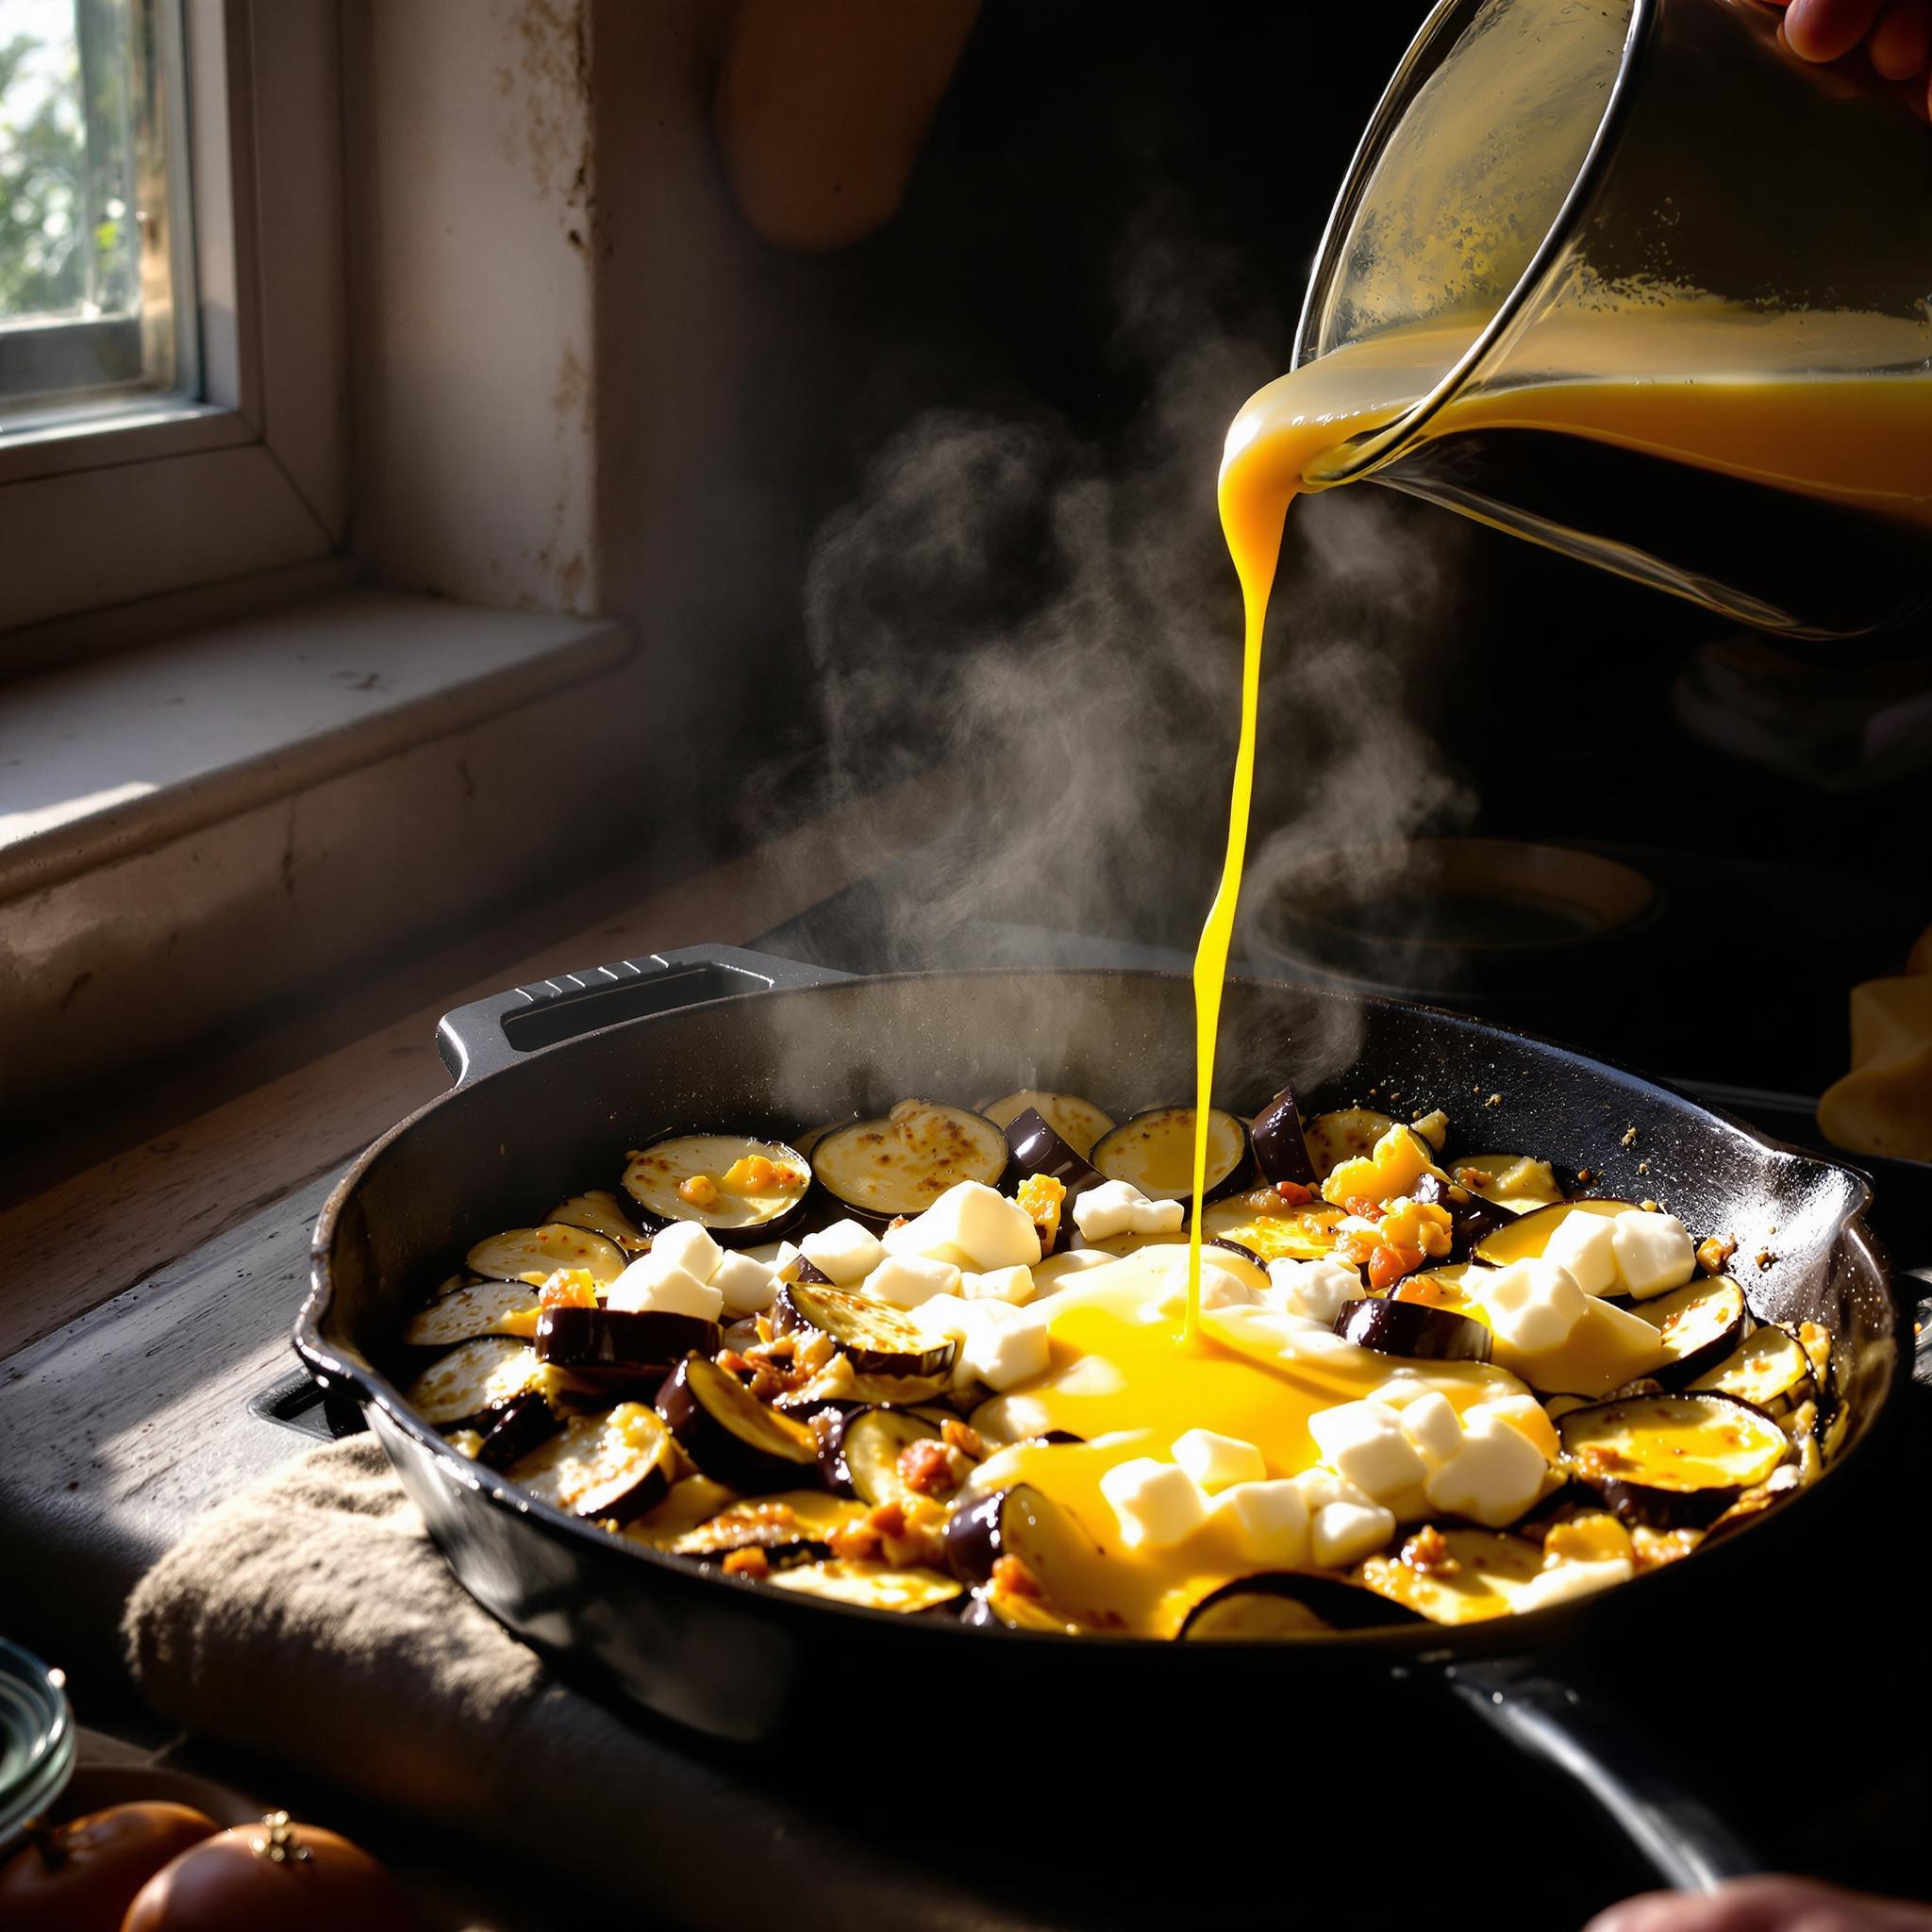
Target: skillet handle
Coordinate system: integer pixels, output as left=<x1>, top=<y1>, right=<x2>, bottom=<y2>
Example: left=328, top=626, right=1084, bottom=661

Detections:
left=1444, top=1657, right=1760, bottom=1891
left=436, top=945, right=852, bottom=1086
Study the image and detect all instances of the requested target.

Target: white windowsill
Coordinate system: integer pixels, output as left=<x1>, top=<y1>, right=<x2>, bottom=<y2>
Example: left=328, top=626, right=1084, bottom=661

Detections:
left=0, top=588, right=630, bottom=901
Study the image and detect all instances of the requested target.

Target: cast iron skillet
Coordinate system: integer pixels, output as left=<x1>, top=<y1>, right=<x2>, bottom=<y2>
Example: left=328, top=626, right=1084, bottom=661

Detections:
left=298, top=946, right=1903, bottom=1890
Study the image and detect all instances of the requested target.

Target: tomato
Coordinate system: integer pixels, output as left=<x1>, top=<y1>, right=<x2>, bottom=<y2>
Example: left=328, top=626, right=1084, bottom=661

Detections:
left=0, top=1802, right=219, bottom=1932
left=122, top=1810, right=419, bottom=1932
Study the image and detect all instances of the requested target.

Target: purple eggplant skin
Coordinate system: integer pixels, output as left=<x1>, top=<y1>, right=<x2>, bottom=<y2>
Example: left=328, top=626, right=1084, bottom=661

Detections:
left=793, top=1257, right=836, bottom=1287
left=1596, top=1477, right=1740, bottom=1533
left=1334, top=1296, right=1493, bottom=1364
left=536, top=1307, right=722, bottom=1380
left=1208, top=1235, right=1266, bottom=1270
left=654, top=1355, right=823, bottom=1494
left=1178, top=1572, right=1427, bottom=1638
left=1250, top=1086, right=1318, bottom=1190
left=475, top=1391, right=565, bottom=1473
left=1411, top=1172, right=1514, bottom=1257
left=1005, top=1108, right=1107, bottom=1252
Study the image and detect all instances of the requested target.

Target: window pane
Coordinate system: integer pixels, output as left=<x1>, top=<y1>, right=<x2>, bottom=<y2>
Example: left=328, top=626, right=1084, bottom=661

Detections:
left=0, top=0, right=185, bottom=413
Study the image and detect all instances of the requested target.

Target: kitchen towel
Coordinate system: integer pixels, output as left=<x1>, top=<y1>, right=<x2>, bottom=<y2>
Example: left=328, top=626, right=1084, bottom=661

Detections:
left=123, top=1437, right=1007, bottom=1932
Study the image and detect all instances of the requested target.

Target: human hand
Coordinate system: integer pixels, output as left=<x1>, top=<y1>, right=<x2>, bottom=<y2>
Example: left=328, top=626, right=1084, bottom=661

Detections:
left=1765, top=0, right=1932, bottom=113
left=1587, top=1875, right=1932, bottom=1932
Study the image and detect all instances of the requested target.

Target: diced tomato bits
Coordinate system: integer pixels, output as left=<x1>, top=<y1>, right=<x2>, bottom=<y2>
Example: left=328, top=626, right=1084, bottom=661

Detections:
left=1273, top=1179, right=1314, bottom=1207
left=1368, top=1243, right=1424, bottom=1293
left=678, top=1174, right=720, bottom=1208
left=1347, top=1194, right=1383, bottom=1222
left=537, top=1268, right=598, bottom=1309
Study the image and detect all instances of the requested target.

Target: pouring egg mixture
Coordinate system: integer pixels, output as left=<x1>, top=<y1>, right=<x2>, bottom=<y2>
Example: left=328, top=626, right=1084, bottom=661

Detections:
left=398, top=1095, right=1836, bottom=1637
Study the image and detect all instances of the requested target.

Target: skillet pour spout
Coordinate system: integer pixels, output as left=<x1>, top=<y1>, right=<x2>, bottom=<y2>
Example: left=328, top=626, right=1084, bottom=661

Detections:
left=297, top=948, right=1903, bottom=1890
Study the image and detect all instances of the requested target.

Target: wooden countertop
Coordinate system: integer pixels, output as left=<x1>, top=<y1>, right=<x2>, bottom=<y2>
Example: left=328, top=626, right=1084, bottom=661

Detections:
left=0, top=777, right=924, bottom=1362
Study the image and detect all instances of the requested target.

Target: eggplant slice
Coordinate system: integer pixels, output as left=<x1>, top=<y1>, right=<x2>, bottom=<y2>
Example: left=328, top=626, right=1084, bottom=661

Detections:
left=1198, top=1195, right=1343, bottom=1262
left=1689, top=1325, right=1815, bottom=1410
left=658, top=1491, right=868, bottom=1560
left=1334, top=1296, right=1492, bottom=1364
left=1448, top=1154, right=1565, bottom=1214
left=823, top=1406, right=945, bottom=1507
left=1626, top=1275, right=1749, bottom=1385
left=657, top=1354, right=824, bottom=1492
left=536, top=1307, right=723, bottom=1383
left=1301, top=1109, right=1395, bottom=1180
left=623, top=1134, right=811, bottom=1242
left=980, top=1090, right=1114, bottom=1159
left=548, top=1189, right=652, bottom=1254
left=765, top=1560, right=963, bottom=1613
left=474, top=1389, right=566, bottom=1472
left=1091, top=1107, right=1250, bottom=1205
left=504, top=1401, right=677, bottom=1523
left=1250, top=1085, right=1318, bottom=1189
left=1358, top=1530, right=1547, bottom=1624
left=945, top=1484, right=1107, bottom=1616
left=467, top=1224, right=629, bottom=1289
left=404, top=1277, right=540, bottom=1347
left=774, top=1282, right=958, bottom=1381
left=405, top=1336, right=542, bottom=1428
left=1179, top=1573, right=1424, bottom=1639
left=1560, top=1392, right=1791, bottom=1529
left=811, top=1101, right=1010, bottom=1219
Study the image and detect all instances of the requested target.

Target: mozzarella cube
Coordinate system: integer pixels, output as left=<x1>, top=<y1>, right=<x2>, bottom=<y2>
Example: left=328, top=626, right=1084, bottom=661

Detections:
left=709, top=1250, right=777, bottom=1317
left=605, top=1254, right=724, bottom=1322
left=861, top=1253, right=962, bottom=1311
left=1173, top=1427, right=1267, bottom=1492
left=1031, top=1248, right=1116, bottom=1291
left=1070, top=1179, right=1184, bottom=1242
left=1308, top=1400, right=1430, bottom=1504
left=1394, top=1389, right=1465, bottom=1470
left=1310, top=1498, right=1396, bottom=1568
left=1293, top=1467, right=1370, bottom=1514
left=799, top=1219, right=885, bottom=1287
left=1146, top=1257, right=1260, bottom=1320
left=1610, top=1209, right=1695, bottom=1299
left=772, top=1241, right=804, bottom=1280
left=1424, top=1408, right=1549, bottom=1527
left=1542, top=1210, right=1619, bottom=1296
left=1211, top=1479, right=1310, bottom=1567
left=648, top=1220, right=722, bottom=1284
left=1474, top=1392, right=1561, bottom=1462
left=1099, top=1457, right=1207, bottom=1551
left=1477, top=1258, right=1588, bottom=1353
left=1266, top=1256, right=1363, bottom=1324
left=955, top=1300, right=1050, bottom=1391
left=893, top=1181, right=1041, bottom=1272
left=964, top=1264, right=1037, bottom=1305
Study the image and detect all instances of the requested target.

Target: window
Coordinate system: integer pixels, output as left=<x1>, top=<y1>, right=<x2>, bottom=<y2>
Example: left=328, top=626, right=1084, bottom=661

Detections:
left=0, top=0, right=347, bottom=641
left=1, top=0, right=194, bottom=423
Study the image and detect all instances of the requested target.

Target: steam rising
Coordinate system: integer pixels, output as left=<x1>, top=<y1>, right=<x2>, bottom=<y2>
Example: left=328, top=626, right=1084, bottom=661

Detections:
left=781, top=195, right=1475, bottom=1097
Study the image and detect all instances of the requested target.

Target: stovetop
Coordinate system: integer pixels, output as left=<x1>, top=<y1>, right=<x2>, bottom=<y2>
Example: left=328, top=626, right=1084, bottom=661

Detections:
left=4, top=908, right=1927, bottom=1925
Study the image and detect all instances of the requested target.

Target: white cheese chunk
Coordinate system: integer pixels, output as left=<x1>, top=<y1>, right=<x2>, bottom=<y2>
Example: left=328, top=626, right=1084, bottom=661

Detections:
left=709, top=1250, right=777, bottom=1317
left=1542, top=1210, right=1619, bottom=1296
left=1070, top=1178, right=1185, bottom=1242
left=1423, top=1408, right=1549, bottom=1527
left=605, top=1254, right=724, bottom=1322
left=1308, top=1400, right=1430, bottom=1506
left=1173, top=1427, right=1267, bottom=1492
left=1293, top=1467, right=1372, bottom=1514
left=1392, top=1389, right=1465, bottom=1470
left=1145, top=1257, right=1260, bottom=1320
left=861, top=1253, right=962, bottom=1311
left=799, top=1219, right=885, bottom=1287
left=647, top=1220, right=723, bottom=1284
left=1030, top=1248, right=1117, bottom=1291
left=1610, top=1208, right=1696, bottom=1299
left=1265, top=1256, right=1363, bottom=1324
left=955, top=1300, right=1051, bottom=1391
left=963, top=1264, right=1037, bottom=1305
left=1476, top=1258, right=1589, bottom=1353
left=1099, top=1457, right=1207, bottom=1551
left=888, top=1180, right=1041, bottom=1272
left=1210, top=1478, right=1310, bottom=1567
left=1310, top=1498, right=1396, bottom=1568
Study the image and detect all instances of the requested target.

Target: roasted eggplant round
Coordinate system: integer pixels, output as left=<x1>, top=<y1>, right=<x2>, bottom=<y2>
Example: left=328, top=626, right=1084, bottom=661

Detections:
left=505, top=1401, right=678, bottom=1524
left=656, top=1354, right=824, bottom=1492
left=979, top=1089, right=1113, bottom=1158
left=810, top=1100, right=1010, bottom=1219
left=547, top=1189, right=652, bottom=1254
left=404, top=1336, right=542, bottom=1428
left=467, top=1224, right=628, bottom=1289
left=1626, top=1275, right=1748, bottom=1385
left=1091, top=1107, right=1250, bottom=1205
left=622, top=1134, right=811, bottom=1243
left=1179, top=1573, right=1424, bottom=1638
left=820, top=1405, right=945, bottom=1507
left=1301, top=1108, right=1395, bottom=1179
left=404, top=1277, right=539, bottom=1347
left=1249, top=1084, right=1318, bottom=1188
left=536, top=1307, right=724, bottom=1385
left=774, top=1282, right=958, bottom=1381
left=1559, top=1392, right=1791, bottom=1529
left=1334, top=1295, right=1492, bottom=1363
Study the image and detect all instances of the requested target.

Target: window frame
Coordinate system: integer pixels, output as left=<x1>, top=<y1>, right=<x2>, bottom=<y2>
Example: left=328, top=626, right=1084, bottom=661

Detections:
left=0, top=0, right=347, bottom=638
